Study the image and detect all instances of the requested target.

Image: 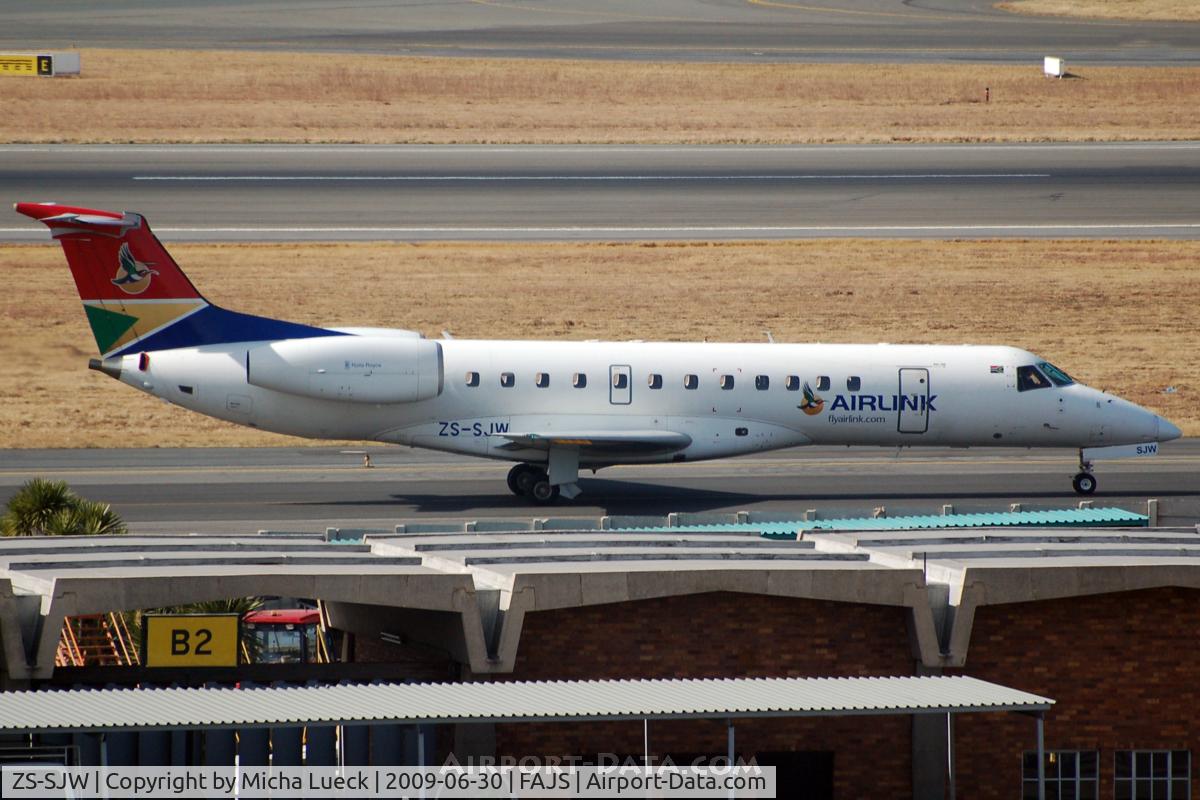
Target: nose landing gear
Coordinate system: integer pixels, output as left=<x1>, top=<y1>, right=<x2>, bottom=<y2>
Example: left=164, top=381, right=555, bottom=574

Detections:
left=1072, top=451, right=1097, bottom=495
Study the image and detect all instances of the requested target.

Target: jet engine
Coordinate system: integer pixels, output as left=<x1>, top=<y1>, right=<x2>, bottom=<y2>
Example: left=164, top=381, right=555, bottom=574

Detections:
left=246, top=336, right=443, bottom=404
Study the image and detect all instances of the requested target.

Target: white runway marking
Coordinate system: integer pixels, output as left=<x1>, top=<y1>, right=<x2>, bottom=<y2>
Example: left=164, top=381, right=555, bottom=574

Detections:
left=133, top=173, right=1051, bottom=181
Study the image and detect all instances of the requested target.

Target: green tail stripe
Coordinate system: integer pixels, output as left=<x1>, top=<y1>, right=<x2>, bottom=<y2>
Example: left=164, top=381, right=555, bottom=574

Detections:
left=84, top=304, right=137, bottom=354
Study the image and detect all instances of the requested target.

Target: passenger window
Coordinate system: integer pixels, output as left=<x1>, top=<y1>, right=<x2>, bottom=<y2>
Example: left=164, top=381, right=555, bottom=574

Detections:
left=535, top=372, right=550, bottom=388
left=755, top=375, right=769, bottom=391
left=500, top=372, right=515, bottom=388
left=684, top=374, right=699, bottom=390
left=1016, top=365, right=1051, bottom=392
left=648, top=374, right=663, bottom=389
left=613, top=372, right=629, bottom=389
left=720, top=374, right=735, bottom=390
left=785, top=375, right=801, bottom=391
left=847, top=376, right=861, bottom=392
left=573, top=373, right=587, bottom=389
left=465, top=371, right=480, bottom=387
left=816, top=376, right=830, bottom=391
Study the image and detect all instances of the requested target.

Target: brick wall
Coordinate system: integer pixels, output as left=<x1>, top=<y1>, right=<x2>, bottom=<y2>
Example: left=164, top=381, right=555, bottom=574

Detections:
left=350, top=634, right=458, bottom=681
left=491, top=592, right=915, bottom=798
left=953, top=586, right=1200, bottom=799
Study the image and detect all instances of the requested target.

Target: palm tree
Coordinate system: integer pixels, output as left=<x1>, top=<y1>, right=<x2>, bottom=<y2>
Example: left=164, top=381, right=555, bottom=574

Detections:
left=43, top=500, right=126, bottom=536
left=1, top=478, right=127, bottom=536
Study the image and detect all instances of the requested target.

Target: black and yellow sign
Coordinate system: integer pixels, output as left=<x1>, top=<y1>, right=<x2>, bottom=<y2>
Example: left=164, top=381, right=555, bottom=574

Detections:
left=0, top=55, right=40, bottom=76
left=143, top=614, right=240, bottom=667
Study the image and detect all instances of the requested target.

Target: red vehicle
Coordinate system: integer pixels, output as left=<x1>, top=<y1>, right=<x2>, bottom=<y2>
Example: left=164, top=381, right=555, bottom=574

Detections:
left=242, top=609, right=331, bottom=664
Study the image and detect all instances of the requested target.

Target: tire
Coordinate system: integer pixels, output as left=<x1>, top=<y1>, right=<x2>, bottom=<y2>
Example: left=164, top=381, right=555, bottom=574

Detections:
left=1072, top=472, right=1097, bottom=495
left=507, top=464, right=541, bottom=496
left=506, top=463, right=532, bottom=496
left=529, top=480, right=560, bottom=505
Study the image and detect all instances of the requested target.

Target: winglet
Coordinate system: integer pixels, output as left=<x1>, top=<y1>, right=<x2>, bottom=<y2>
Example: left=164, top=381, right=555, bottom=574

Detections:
left=16, top=201, right=125, bottom=224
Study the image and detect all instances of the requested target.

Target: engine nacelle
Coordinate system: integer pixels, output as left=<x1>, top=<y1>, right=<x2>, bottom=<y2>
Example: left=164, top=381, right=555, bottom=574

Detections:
left=247, top=336, right=443, bottom=404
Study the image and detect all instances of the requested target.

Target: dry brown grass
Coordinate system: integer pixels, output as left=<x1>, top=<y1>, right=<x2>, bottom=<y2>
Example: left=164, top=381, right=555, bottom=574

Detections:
left=998, top=0, right=1200, bottom=21
left=2, top=239, right=1195, bottom=448
left=1, top=49, right=1197, bottom=143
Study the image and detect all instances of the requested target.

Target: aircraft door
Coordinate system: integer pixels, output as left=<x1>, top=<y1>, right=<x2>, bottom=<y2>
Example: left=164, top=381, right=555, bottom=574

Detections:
left=897, top=368, right=930, bottom=434
left=609, top=365, right=632, bottom=405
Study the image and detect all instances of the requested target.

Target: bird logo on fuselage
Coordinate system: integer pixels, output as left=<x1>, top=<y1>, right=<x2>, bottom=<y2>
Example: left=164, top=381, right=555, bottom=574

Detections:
left=798, top=382, right=825, bottom=416
left=110, top=243, right=158, bottom=295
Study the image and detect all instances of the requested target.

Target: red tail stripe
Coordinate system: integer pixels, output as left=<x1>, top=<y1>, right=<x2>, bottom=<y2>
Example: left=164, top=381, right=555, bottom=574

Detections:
left=15, top=202, right=124, bottom=222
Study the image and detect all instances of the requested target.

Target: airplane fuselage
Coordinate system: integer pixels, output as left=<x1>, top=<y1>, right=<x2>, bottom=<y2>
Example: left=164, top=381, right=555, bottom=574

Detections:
left=106, top=337, right=1167, bottom=466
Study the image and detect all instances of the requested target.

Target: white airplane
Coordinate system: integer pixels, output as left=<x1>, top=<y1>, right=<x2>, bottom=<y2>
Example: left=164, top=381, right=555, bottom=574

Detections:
left=18, top=202, right=1181, bottom=503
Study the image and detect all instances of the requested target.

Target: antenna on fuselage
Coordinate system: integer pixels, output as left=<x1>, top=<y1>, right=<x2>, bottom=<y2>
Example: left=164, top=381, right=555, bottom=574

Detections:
left=765, top=330, right=775, bottom=343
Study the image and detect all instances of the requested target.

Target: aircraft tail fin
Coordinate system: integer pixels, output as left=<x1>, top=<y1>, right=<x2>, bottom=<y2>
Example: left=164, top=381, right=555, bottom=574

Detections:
left=17, top=202, right=340, bottom=357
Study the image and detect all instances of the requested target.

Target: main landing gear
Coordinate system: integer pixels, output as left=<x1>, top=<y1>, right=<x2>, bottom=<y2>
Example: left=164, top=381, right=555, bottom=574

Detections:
left=507, top=463, right=560, bottom=505
left=1072, top=451, right=1097, bottom=495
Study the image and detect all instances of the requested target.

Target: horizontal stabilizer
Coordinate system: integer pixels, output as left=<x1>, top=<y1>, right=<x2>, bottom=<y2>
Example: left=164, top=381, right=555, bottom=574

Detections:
left=496, top=430, right=692, bottom=456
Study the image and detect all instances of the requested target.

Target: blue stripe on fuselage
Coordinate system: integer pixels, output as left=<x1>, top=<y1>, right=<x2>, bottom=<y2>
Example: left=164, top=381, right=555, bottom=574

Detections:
left=109, top=306, right=346, bottom=357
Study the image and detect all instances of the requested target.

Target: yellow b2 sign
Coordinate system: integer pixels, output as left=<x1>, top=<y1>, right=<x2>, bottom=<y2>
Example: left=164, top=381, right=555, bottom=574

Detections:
left=144, top=614, right=239, bottom=667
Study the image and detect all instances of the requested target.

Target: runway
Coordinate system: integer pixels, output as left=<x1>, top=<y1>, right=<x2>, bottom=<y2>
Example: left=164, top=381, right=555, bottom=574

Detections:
left=4, top=143, right=1199, bottom=242
left=2, top=442, right=1197, bottom=533
left=4, top=0, right=1200, bottom=65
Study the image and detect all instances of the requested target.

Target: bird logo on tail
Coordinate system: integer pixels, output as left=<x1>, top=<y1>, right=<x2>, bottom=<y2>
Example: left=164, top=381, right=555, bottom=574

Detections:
left=111, top=243, right=159, bottom=295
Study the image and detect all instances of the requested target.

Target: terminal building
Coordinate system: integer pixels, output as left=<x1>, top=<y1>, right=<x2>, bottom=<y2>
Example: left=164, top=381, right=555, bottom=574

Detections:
left=1, top=505, right=1197, bottom=799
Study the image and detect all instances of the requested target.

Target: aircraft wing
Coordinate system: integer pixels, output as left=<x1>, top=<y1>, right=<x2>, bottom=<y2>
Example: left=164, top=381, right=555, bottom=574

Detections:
left=494, top=430, right=692, bottom=456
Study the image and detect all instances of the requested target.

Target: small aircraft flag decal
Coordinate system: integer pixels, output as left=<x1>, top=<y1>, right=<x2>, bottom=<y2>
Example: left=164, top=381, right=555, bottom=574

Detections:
left=990, top=365, right=1004, bottom=374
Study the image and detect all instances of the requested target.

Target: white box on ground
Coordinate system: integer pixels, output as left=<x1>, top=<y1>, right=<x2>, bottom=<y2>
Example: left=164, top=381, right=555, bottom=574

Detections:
left=1044, top=56, right=1065, bottom=77
left=51, top=52, right=81, bottom=75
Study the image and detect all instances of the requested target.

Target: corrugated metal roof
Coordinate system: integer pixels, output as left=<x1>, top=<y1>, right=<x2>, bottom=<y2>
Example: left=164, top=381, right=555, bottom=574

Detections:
left=612, top=507, right=1147, bottom=536
left=0, top=676, right=1051, bottom=732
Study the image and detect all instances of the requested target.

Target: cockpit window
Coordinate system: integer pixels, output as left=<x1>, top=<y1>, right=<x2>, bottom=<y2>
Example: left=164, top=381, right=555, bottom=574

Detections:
left=1038, top=361, right=1074, bottom=387
left=1016, top=365, right=1051, bottom=392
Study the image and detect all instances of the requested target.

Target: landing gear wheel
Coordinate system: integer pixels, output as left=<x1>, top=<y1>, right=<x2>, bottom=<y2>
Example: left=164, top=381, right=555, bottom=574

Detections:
left=529, top=479, right=560, bottom=505
left=1072, top=472, right=1097, bottom=495
left=506, top=463, right=538, bottom=496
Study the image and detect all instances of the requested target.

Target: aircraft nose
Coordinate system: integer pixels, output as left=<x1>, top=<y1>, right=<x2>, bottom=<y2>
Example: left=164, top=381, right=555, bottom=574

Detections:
left=1157, top=416, right=1183, bottom=442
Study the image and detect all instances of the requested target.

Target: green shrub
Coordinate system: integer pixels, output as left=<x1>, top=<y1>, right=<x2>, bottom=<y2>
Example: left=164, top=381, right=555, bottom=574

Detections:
left=1, top=478, right=127, bottom=536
